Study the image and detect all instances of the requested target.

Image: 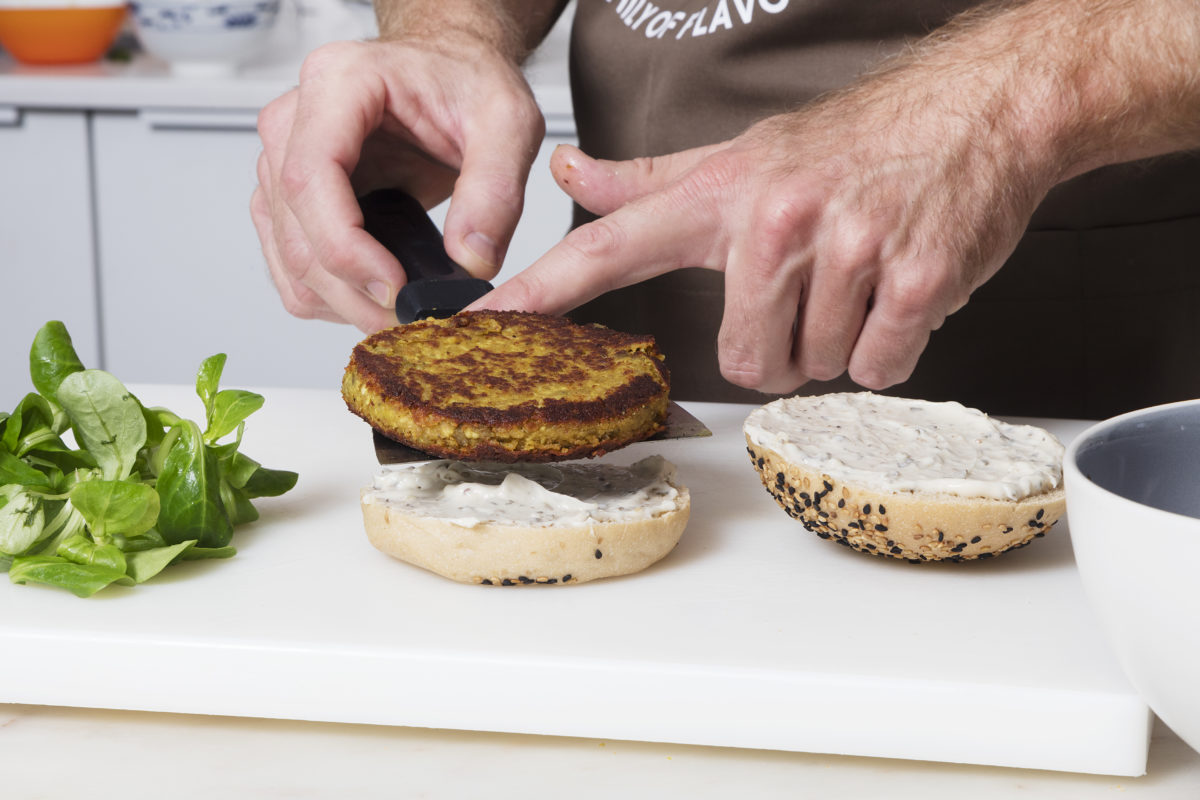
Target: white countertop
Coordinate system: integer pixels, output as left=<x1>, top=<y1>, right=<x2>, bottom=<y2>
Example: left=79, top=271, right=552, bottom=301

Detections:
left=3, top=385, right=1199, bottom=795
left=3, top=705, right=1198, bottom=798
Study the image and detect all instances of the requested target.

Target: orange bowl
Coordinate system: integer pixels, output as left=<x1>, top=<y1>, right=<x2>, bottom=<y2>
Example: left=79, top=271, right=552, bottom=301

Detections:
left=0, top=4, right=127, bottom=65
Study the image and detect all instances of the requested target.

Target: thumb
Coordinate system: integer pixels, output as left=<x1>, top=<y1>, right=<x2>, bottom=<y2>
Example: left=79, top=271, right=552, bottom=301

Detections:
left=550, top=142, right=723, bottom=216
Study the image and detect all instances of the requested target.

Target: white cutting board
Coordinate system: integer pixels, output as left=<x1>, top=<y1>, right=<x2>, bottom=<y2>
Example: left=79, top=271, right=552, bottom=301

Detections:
left=0, top=386, right=1150, bottom=775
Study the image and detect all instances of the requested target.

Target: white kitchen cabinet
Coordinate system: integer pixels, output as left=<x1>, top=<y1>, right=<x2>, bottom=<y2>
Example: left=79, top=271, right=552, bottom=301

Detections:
left=90, top=109, right=576, bottom=392
left=91, top=108, right=364, bottom=392
left=0, top=108, right=101, bottom=409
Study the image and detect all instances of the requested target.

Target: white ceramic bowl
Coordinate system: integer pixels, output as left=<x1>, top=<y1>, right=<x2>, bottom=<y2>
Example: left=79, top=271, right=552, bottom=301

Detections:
left=1065, top=398, right=1200, bottom=754
left=129, top=0, right=278, bottom=75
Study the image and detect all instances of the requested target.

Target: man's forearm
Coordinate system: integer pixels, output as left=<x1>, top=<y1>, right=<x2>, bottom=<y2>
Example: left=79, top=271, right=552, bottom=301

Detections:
left=373, top=0, right=568, bottom=63
left=878, top=0, right=1200, bottom=185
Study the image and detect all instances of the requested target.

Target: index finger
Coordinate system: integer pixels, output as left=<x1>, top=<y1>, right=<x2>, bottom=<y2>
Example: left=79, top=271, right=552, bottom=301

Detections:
left=279, top=48, right=408, bottom=310
left=468, top=187, right=720, bottom=315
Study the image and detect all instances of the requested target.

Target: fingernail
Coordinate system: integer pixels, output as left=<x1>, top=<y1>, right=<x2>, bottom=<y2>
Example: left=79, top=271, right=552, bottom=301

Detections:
left=464, top=231, right=499, bottom=268
left=366, top=280, right=391, bottom=307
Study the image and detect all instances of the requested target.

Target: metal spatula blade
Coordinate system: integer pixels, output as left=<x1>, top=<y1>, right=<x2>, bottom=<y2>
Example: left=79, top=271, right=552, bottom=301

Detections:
left=372, top=401, right=711, bottom=465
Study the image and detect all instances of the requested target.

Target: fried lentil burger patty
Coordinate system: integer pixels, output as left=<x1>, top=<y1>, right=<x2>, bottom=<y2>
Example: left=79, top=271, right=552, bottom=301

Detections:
left=343, top=310, right=670, bottom=462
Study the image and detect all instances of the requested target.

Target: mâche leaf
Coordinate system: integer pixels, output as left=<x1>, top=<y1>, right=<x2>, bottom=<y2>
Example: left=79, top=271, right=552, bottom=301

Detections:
left=125, top=540, right=196, bottom=584
left=0, top=450, right=53, bottom=490
left=3, top=393, right=59, bottom=456
left=0, top=485, right=45, bottom=557
left=195, top=353, right=226, bottom=428
left=9, top=555, right=128, bottom=597
left=0, top=321, right=298, bottom=597
left=57, top=370, right=147, bottom=481
left=178, top=545, right=236, bottom=561
left=156, top=420, right=233, bottom=548
left=243, top=467, right=299, bottom=499
left=205, top=390, right=264, bottom=443
left=58, top=532, right=127, bottom=573
left=69, top=480, right=160, bottom=539
left=29, top=321, right=86, bottom=405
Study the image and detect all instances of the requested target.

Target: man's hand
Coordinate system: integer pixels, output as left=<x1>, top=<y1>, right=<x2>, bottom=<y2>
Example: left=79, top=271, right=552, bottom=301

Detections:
left=251, top=28, right=545, bottom=332
left=472, top=0, right=1200, bottom=394
left=473, top=87, right=1044, bottom=393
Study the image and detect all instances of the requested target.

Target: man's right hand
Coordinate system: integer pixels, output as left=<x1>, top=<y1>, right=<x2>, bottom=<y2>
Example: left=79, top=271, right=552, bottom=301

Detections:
left=251, top=31, right=546, bottom=332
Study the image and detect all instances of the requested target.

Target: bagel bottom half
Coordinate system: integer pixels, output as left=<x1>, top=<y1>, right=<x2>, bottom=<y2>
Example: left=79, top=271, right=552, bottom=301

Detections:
left=746, top=436, right=1065, bottom=563
left=360, top=458, right=690, bottom=585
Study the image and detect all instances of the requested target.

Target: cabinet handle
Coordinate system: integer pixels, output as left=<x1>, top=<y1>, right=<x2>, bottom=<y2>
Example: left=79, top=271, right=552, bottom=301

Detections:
left=543, top=111, right=576, bottom=138
left=0, top=105, right=21, bottom=127
left=140, top=109, right=261, bottom=132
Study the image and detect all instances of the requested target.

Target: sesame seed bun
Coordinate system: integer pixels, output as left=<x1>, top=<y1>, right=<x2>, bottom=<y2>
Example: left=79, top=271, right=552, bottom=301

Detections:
left=746, top=438, right=1063, bottom=562
left=360, top=461, right=690, bottom=585
left=744, top=394, right=1066, bottom=562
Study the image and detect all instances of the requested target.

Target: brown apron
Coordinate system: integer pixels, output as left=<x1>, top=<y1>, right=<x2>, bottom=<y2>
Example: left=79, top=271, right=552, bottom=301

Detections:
left=564, top=0, right=1200, bottom=419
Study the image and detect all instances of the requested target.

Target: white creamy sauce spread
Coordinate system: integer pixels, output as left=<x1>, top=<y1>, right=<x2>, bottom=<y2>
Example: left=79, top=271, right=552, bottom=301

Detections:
left=363, top=455, right=681, bottom=528
left=743, top=393, right=1064, bottom=501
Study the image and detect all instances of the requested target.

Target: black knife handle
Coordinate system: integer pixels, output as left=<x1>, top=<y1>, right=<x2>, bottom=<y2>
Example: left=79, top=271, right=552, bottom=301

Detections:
left=358, top=188, right=493, bottom=323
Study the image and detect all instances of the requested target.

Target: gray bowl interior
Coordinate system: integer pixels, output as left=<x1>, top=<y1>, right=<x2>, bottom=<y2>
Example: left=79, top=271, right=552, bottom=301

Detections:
left=1074, top=405, right=1200, bottom=520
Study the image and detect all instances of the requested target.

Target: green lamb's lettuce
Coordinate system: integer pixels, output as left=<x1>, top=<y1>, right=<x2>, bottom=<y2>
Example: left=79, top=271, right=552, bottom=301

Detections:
left=0, top=321, right=298, bottom=597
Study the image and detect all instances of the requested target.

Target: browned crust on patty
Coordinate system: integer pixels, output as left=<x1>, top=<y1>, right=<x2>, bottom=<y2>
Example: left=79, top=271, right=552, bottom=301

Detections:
left=343, top=311, right=670, bottom=462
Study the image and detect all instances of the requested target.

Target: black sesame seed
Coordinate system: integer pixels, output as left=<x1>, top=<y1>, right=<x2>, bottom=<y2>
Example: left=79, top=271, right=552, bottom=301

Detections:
left=501, top=579, right=514, bottom=586
left=878, top=504, right=887, bottom=515
left=595, top=549, right=603, bottom=559
left=970, top=536, right=982, bottom=544
left=818, top=531, right=831, bottom=539
left=519, top=576, right=533, bottom=584
left=481, top=579, right=493, bottom=585
left=978, top=552, right=995, bottom=559
left=937, top=531, right=944, bottom=542
left=823, top=480, right=833, bottom=492
left=1036, top=508, right=1044, bottom=520
left=837, top=499, right=846, bottom=508
left=563, top=574, right=573, bottom=582
left=875, top=524, right=888, bottom=532
left=890, top=546, right=902, bottom=555
left=863, top=504, right=872, bottom=514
